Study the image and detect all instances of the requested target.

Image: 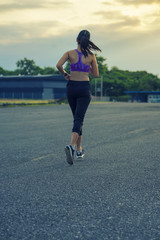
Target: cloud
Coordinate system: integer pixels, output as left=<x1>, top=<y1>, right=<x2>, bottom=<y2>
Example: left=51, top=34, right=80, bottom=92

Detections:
left=0, top=21, right=61, bottom=44
left=83, top=23, right=160, bottom=75
left=83, top=21, right=160, bottom=56
left=0, top=0, right=71, bottom=12
left=114, top=0, right=160, bottom=5
left=0, top=2, right=42, bottom=12
left=0, top=24, right=160, bottom=76
left=0, top=0, right=160, bottom=76
left=95, top=10, right=141, bottom=29
left=94, top=2, right=160, bottom=34
left=0, top=31, right=77, bottom=70
left=110, top=16, right=140, bottom=29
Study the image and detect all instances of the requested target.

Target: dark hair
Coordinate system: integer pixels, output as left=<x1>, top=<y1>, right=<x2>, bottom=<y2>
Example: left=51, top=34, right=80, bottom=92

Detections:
left=77, top=30, right=101, bottom=57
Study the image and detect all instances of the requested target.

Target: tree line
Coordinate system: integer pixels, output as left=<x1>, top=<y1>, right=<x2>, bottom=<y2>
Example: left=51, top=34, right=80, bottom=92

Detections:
left=0, top=58, right=59, bottom=76
left=0, top=57, right=160, bottom=98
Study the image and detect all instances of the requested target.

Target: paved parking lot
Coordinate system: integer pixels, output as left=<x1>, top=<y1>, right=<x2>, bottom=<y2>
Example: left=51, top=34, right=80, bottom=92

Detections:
left=0, top=102, right=160, bottom=240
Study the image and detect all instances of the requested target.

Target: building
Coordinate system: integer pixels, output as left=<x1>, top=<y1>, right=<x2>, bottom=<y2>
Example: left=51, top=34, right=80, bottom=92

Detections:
left=125, top=91, right=160, bottom=103
left=0, top=75, right=67, bottom=100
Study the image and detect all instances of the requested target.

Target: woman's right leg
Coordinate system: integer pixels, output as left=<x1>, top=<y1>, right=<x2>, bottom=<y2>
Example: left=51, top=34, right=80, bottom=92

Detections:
left=70, top=132, right=79, bottom=148
left=76, top=135, right=82, bottom=151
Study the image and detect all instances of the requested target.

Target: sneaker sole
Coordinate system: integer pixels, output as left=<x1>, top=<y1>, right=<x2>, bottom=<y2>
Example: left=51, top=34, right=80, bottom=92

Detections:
left=65, top=147, right=73, bottom=165
left=76, top=154, right=85, bottom=159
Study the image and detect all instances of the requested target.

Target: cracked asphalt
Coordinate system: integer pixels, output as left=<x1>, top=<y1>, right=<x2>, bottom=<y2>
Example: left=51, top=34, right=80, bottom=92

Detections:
left=0, top=102, right=160, bottom=240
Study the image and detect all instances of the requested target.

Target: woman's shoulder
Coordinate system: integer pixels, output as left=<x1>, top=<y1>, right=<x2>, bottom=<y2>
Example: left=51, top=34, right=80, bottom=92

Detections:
left=87, top=51, right=95, bottom=61
left=67, top=49, right=76, bottom=54
left=67, top=49, right=78, bottom=59
left=64, top=49, right=76, bottom=57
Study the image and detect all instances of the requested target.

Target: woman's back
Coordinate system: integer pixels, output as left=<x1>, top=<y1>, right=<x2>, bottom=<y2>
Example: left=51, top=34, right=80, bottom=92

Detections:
left=68, top=49, right=93, bottom=81
left=69, top=49, right=93, bottom=66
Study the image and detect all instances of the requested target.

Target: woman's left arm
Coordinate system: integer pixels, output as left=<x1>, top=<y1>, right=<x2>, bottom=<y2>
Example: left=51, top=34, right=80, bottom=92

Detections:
left=56, top=52, right=70, bottom=80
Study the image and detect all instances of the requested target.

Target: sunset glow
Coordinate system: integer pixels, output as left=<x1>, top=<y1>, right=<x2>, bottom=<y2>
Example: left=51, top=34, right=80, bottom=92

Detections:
left=0, top=0, right=160, bottom=75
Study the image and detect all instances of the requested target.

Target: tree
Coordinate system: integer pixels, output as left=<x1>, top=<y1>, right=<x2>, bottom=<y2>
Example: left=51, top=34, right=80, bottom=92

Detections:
left=42, top=66, right=59, bottom=75
left=16, top=58, right=41, bottom=75
left=1, top=55, right=160, bottom=98
left=64, top=61, right=70, bottom=74
left=95, top=55, right=108, bottom=76
left=0, top=66, right=5, bottom=75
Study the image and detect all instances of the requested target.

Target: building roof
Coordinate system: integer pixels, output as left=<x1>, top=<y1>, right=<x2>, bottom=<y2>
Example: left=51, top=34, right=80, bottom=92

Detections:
left=125, top=91, right=160, bottom=94
left=0, top=75, right=65, bottom=82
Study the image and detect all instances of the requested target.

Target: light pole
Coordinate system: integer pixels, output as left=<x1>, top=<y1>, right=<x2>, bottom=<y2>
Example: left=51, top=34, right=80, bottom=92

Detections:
left=101, top=75, right=103, bottom=100
left=95, top=78, right=97, bottom=98
left=94, top=76, right=103, bottom=101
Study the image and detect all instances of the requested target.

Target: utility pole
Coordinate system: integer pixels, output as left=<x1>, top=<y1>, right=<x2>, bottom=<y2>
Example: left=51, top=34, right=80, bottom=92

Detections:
left=95, top=78, right=97, bottom=98
left=94, top=76, right=103, bottom=101
left=101, top=75, right=103, bottom=100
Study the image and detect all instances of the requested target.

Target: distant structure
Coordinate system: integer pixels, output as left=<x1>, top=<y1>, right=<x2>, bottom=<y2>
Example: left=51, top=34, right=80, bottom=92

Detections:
left=0, top=75, right=67, bottom=100
left=125, top=91, right=160, bottom=103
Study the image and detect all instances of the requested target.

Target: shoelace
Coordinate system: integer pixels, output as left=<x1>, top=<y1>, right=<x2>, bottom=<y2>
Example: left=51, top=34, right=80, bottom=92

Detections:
left=77, top=151, right=82, bottom=156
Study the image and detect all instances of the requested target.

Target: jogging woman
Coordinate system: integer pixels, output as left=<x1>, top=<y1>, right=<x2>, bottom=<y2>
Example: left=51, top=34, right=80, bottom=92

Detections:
left=56, top=30, right=101, bottom=165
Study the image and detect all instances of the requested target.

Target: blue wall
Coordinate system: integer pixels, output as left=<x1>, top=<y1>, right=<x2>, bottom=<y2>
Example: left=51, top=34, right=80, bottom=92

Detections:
left=0, top=75, right=67, bottom=99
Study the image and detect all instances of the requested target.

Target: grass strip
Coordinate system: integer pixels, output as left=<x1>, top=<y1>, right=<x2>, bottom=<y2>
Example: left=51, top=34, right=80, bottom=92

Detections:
left=0, top=99, right=64, bottom=107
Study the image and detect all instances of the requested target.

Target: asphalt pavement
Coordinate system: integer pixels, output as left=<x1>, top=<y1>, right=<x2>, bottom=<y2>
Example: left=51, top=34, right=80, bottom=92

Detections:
left=0, top=102, right=160, bottom=240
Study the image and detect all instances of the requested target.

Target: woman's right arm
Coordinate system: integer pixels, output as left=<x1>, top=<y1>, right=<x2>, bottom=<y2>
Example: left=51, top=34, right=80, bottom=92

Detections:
left=90, top=54, right=99, bottom=78
left=56, top=52, right=70, bottom=80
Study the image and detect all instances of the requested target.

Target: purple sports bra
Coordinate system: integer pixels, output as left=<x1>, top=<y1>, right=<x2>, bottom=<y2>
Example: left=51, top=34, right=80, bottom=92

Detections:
left=70, top=49, right=90, bottom=73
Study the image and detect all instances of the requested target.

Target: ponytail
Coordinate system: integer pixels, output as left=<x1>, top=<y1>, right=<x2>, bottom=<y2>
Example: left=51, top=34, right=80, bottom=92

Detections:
left=77, top=30, right=101, bottom=57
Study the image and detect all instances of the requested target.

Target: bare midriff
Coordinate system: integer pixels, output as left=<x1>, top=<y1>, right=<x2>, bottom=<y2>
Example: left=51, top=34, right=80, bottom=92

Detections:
left=70, top=71, right=89, bottom=81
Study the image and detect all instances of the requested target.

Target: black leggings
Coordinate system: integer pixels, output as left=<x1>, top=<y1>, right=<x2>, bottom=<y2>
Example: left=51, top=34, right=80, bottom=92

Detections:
left=67, top=80, right=91, bottom=136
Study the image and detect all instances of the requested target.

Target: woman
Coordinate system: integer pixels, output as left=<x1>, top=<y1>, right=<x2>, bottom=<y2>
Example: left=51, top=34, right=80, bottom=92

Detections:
left=56, top=30, right=101, bottom=165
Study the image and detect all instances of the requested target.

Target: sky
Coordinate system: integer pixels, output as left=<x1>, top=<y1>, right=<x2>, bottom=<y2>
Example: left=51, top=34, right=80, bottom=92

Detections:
left=0, top=0, right=160, bottom=76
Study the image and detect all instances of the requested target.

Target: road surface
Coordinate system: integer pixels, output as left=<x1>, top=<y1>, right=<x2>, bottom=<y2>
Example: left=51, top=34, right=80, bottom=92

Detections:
left=0, top=102, right=160, bottom=240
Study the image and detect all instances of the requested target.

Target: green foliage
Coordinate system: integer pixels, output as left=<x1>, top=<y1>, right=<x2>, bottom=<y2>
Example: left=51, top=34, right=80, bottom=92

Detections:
left=16, top=58, right=37, bottom=75
left=16, top=58, right=42, bottom=75
left=1, top=56, right=160, bottom=98
left=0, top=58, right=60, bottom=76
left=96, top=54, right=108, bottom=75
left=90, top=58, right=160, bottom=97
left=42, top=66, right=59, bottom=75
left=64, top=60, right=70, bottom=74
left=0, top=66, right=5, bottom=75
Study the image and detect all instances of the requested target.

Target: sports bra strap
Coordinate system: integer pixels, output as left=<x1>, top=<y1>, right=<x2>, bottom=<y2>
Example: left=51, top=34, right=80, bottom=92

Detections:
left=75, top=49, right=82, bottom=63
